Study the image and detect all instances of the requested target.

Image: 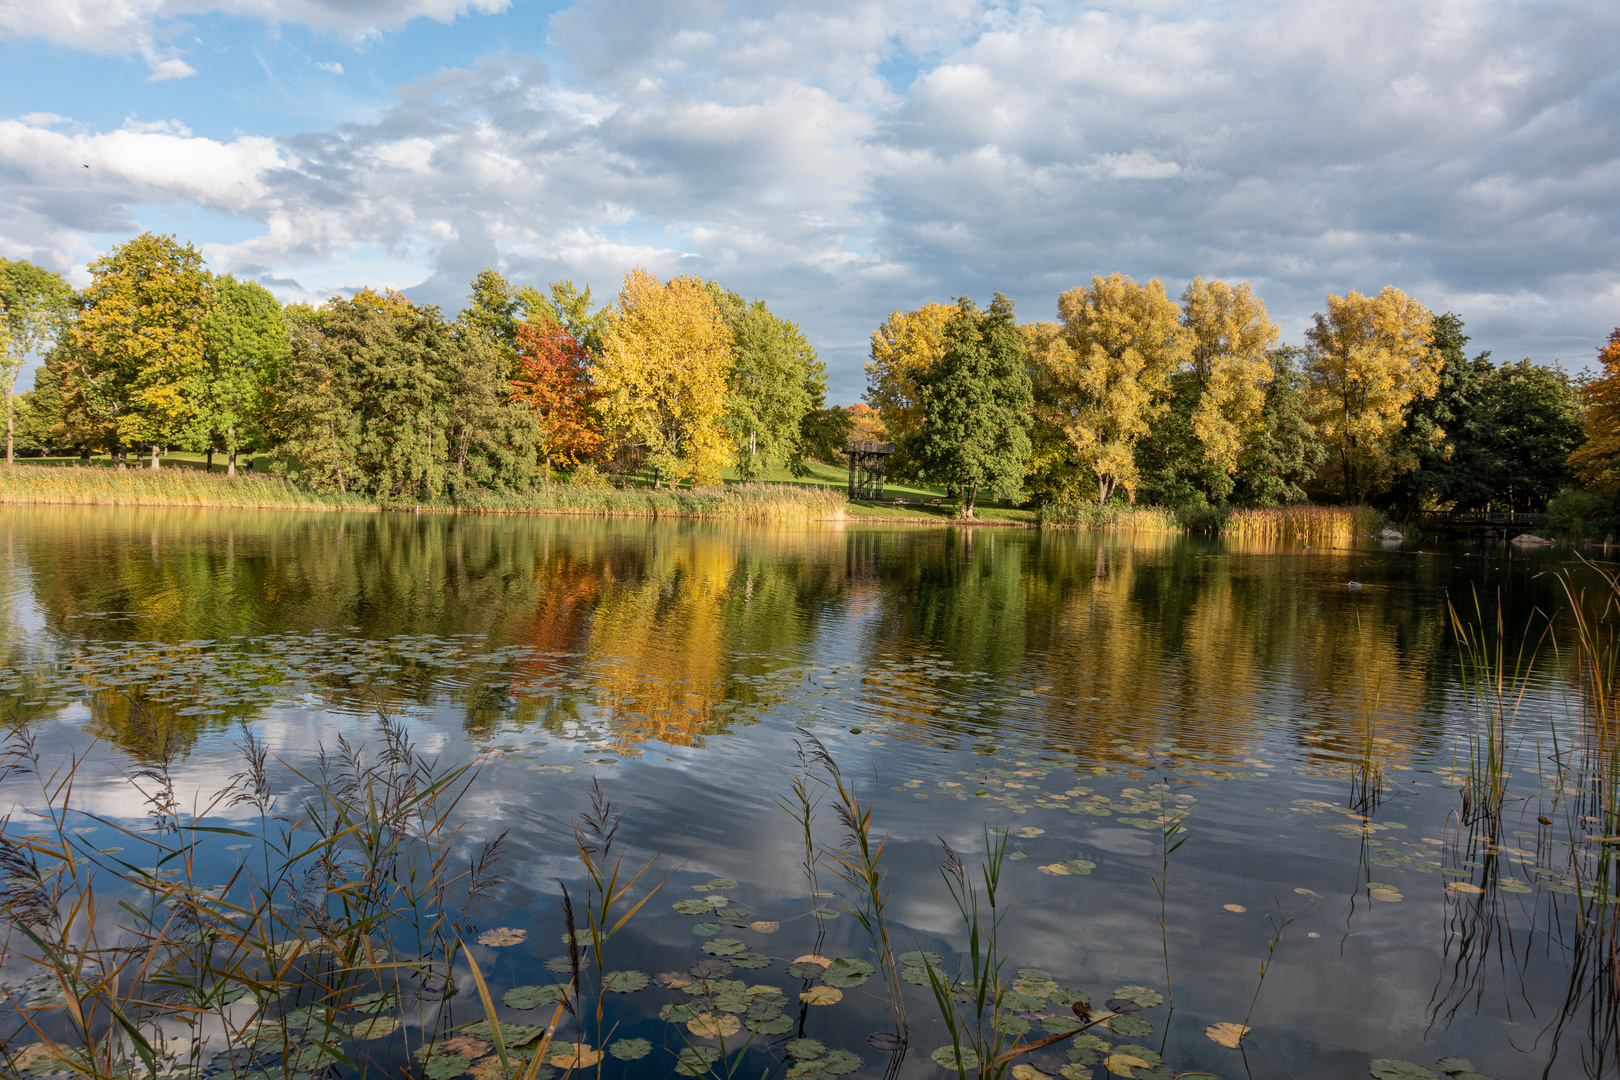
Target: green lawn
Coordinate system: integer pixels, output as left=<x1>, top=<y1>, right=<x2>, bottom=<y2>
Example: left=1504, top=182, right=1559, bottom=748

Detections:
left=17, top=452, right=274, bottom=473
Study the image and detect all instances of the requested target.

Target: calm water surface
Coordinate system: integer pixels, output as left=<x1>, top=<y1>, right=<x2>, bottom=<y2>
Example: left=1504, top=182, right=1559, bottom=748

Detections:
left=0, top=507, right=1607, bottom=1079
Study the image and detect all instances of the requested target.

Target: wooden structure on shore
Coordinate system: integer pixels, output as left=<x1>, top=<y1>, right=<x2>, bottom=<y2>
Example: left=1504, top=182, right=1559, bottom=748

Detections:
left=1406, top=509, right=1545, bottom=538
left=845, top=440, right=895, bottom=500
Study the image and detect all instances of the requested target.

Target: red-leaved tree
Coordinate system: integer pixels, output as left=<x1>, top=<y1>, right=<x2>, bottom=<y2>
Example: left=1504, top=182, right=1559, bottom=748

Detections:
left=510, top=320, right=601, bottom=471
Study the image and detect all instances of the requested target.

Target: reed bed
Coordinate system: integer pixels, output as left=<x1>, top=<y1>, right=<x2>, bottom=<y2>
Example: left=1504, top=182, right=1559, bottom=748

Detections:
left=1037, top=504, right=1180, bottom=532
left=0, top=464, right=359, bottom=511
left=0, top=465, right=847, bottom=523
left=1219, top=504, right=1383, bottom=544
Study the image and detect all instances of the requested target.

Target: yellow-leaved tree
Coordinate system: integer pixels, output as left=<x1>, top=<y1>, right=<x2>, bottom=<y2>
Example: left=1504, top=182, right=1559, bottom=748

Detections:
left=1027, top=274, right=1192, bottom=504
left=594, top=268, right=734, bottom=487
left=1180, top=277, right=1279, bottom=478
left=865, top=302, right=952, bottom=471
left=1569, top=328, right=1620, bottom=498
left=1303, top=287, right=1437, bottom=502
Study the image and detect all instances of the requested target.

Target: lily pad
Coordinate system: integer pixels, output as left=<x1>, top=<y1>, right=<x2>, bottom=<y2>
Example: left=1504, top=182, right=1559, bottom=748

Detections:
left=503, top=985, right=567, bottom=1010
left=707, top=878, right=739, bottom=889
left=608, top=1039, right=651, bottom=1061
left=1039, top=860, right=1096, bottom=877
left=1204, top=1022, right=1248, bottom=1048
left=822, top=958, right=876, bottom=987
left=730, top=951, right=772, bottom=969
left=750, top=921, right=780, bottom=933
left=787, top=961, right=829, bottom=980
left=675, top=1047, right=721, bottom=1076
left=931, top=1046, right=981, bottom=1072
left=1368, top=1062, right=1439, bottom=1080
left=602, top=970, right=649, bottom=993
left=1041, top=1016, right=1084, bottom=1035
left=673, top=899, right=713, bottom=914
left=687, top=1013, right=742, bottom=1039
left=820, top=1050, right=863, bottom=1075
left=1012, top=1066, right=1053, bottom=1080
left=747, top=1016, right=795, bottom=1035
left=785, top=1038, right=826, bottom=1060
left=1015, top=827, right=1045, bottom=838
left=702, top=937, right=746, bottom=956
left=543, top=955, right=577, bottom=974
left=350, top=1017, right=399, bottom=1040
left=801, top=985, right=843, bottom=1005
left=425, top=1056, right=472, bottom=1080
left=690, top=958, right=733, bottom=979
left=693, top=922, right=722, bottom=936
left=868, top=1033, right=905, bottom=1052
left=548, top=1043, right=602, bottom=1070
left=476, top=927, right=526, bottom=947
left=1108, top=1015, right=1152, bottom=1037
left=1111, top=985, right=1163, bottom=1008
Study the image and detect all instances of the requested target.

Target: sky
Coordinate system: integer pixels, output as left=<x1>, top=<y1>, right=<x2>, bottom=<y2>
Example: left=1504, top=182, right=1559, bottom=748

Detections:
left=0, top=0, right=1616, bottom=401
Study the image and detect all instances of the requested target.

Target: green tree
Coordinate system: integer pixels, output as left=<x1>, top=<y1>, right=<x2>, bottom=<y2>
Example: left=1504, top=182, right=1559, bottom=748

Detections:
left=705, top=283, right=825, bottom=479
left=1389, top=313, right=1499, bottom=511
left=1134, top=370, right=1231, bottom=507
left=201, top=275, right=288, bottom=474
left=519, top=279, right=615, bottom=356
left=458, top=269, right=524, bottom=370
left=1231, top=347, right=1329, bottom=506
left=1472, top=360, right=1584, bottom=511
left=905, top=294, right=1032, bottom=517
left=0, top=259, right=74, bottom=464
left=72, top=233, right=215, bottom=467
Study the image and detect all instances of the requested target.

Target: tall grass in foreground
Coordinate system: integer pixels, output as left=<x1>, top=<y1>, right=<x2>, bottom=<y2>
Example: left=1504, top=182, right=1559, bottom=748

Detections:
left=0, top=708, right=549, bottom=1080
left=0, top=465, right=847, bottom=523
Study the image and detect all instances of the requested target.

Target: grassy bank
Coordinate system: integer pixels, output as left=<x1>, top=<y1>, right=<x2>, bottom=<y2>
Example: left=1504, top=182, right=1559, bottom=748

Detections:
left=1040, top=501, right=1384, bottom=542
left=0, top=464, right=847, bottom=523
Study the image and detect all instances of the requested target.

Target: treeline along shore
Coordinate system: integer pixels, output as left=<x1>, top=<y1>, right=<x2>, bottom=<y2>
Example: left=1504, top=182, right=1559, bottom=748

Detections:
left=2, top=233, right=1618, bottom=532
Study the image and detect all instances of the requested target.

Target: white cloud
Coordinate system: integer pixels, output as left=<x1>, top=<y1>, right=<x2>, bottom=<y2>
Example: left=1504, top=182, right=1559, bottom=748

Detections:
left=315, top=60, right=343, bottom=75
left=1, top=0, right=1617, bottom=395
left=145, top=56, right=196, bottom=81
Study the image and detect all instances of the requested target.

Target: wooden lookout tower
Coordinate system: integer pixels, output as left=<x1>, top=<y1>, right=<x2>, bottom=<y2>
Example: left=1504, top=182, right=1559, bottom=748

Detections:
left=845, top=440, right=895, bottom=500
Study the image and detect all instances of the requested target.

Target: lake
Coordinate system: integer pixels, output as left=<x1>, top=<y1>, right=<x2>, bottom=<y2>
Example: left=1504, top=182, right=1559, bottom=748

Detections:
left=0, top=506, right=1611, bottom=1080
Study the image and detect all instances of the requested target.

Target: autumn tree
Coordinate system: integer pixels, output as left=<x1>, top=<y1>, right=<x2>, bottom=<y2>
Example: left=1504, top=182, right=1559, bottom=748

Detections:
left=593, top=269, right=734, bottom=487
left=905, top=294, right=1032, bottom=517
left=70, top=233, right=214, bottom=467
left=1303, top=287, right=1437, bottom=502
left=1569, top=329, right=1620, bottom=498
left=200, top=275, right=288, bottom=474
left=1027, top=274, right=1192, bottom=504
left=1180, top=277, right=1278, bottom=477
left=510, top=320, right=601, bottom=472
left=865, top=302, right=952, bottom=476
left=0, top=259, right=74, bottom=464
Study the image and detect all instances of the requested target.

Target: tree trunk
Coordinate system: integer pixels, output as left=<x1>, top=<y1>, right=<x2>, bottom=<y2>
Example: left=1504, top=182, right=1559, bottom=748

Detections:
left=206, top=446, right=214, bottom=471
left=150, top=444, right=160, bottom=470
left=963, top=479, right=978, bottom=519
left=227, top=427, right=237, bottom=477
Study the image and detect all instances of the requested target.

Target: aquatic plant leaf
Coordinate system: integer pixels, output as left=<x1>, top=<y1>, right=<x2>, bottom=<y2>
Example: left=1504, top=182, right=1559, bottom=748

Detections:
left=543, top=956, right=576, bottom=974
left=676, top=1047, right=721, bottom=1076
left=1015, top=828, right=1045, bottom=838
left=687, top=1013, right=742, bottom=1039
left=1445, top=882, right=1485, bottom=896
left=707, top=879, right=739, bottom=889
left=659, top=1003, right=700, bottom=1023
left=801, top=985, right=842, bottom=1005
left=674, top=899, right=713, bottom=914
left=549, top=1043, right=602, bottom=1069
left=701, top=937, right=745, bottom=956
left=1204, top=1022, right=1248, bottom=1048
left=822, top=958, right=876, bottom=987
left=559, top=929, right=593, bottom=946
left=1049, top=988, right=1090, bottom=1007
left=656, top=972, right=694, bottom=988
left=476, top=927, right=526, bottom=947
left=785, top=1038, right=826, bottom=1060
left=1108, top=1016, right=1152, bottom=1037
left=466, top=1023, right=545, bottom=1047
left=867, top=1033, right=905, bottom=1052
left=1294, top=888, right=1322, bottom=899
left=1059, top=1067, right=1092, bottom=1080
left=425, top=1056, right=472, bottom=1079
left=750, top=921, right=780, bottom=933
left=747, top=1016, right=795, bottom=1035
left=1068, top=1035, right=1111, bottom=1066
left=609, top=1039, right=651, bottom=1062
left=1434, top=1060, right=1477, bottom=1077
left=1368, top=1062, right=1439, bottom=1080
left=602, top=970, right=649, bottom=993
left=1012, top=1066, right=1053, bottom=1080
left=350, top=1017, right=399, bottom=1040
left=730, top=951, right=772, bottom=969
left=931, top=1046, right=980, bottom=1072
left=690, top=958, right=734, bottom=979
left=693, top=922, right=722, bottom=936
left=899, top=950, right=943, bottom=967
left=443, top=1037, right=494, bottom=1058
left=787, top=962, right=827, bottom=980
left=503, top=985, right=567, bottom=1010
left=820, top=1050, right=862, bottom=1074
left=1104, top=999, right=1141, bottom=1015
left=1111, top=986, right=1163, bottom=1008
left=1041, top=1016, right=1084, bottom=1035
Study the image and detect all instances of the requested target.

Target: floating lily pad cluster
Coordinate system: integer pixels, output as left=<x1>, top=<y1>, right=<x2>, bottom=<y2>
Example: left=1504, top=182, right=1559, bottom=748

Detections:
left=672, top=879, right=774, bottom=968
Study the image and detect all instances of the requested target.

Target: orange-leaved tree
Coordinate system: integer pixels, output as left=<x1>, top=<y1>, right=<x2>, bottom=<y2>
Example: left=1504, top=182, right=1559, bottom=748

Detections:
left=510, top=319, right=601, bottom=472
left=1570, top=328, right=1620, bottom=498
